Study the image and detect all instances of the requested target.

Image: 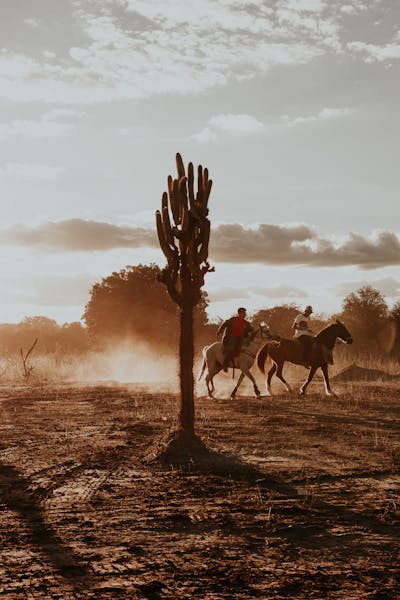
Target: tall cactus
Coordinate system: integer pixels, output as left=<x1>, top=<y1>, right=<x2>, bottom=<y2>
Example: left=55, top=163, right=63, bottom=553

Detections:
left=156, top=153, right=213, bottom=434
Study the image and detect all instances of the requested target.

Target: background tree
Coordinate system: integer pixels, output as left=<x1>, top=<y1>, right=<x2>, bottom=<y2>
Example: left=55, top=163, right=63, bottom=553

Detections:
left=83, top=264, right=177, bottom=349
left=340, top=286, right=388, bottom=353
left=155, top=152, right=213, bottom=458
left=83, top=263, right=211, bottom=350
left=251, top=304, right=328, bottom=338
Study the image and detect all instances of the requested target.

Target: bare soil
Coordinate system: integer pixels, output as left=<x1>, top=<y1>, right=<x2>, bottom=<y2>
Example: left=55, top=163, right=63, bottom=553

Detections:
left=0, top=381, right=399, bottom=599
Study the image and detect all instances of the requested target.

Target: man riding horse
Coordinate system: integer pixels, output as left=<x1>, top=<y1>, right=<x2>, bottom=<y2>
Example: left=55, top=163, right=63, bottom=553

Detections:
left=292, top=305, right=314, bottom=364
left=293, top=305, right=333, bottom=366
left=217, top=307, right=253, bottom=372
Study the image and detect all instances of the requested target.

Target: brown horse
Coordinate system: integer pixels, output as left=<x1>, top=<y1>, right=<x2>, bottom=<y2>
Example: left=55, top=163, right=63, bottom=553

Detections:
left=257, top=320, right=353, bottom=397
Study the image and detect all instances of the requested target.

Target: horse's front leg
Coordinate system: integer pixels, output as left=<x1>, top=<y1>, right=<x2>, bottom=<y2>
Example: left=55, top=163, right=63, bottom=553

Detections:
left=231, top=371, right=245, bottom=398
left=244, top=369, right=261, bottom=398
left=321, top=363, right=335, bottom=397
left=205, top=373, right=213, bottom=397
left=299, top=365, right=317, bottom=396
left=275, top=363, right=292, bottom=393
left=265, top=364, right=276, bottom=396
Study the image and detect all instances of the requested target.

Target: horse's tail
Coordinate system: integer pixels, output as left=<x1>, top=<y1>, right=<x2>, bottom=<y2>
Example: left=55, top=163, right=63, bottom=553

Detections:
left=257, top=343, right=270, bottom=374
left=197, top=349, right=208, bottom=381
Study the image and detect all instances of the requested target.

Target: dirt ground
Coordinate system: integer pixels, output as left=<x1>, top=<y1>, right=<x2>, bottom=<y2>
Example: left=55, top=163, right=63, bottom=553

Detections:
left=0, top=379, right=399, bottom=599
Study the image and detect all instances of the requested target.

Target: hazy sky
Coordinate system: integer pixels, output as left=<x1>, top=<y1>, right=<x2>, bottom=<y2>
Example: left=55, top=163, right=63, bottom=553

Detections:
left=0, top=0, right=399, bottom=323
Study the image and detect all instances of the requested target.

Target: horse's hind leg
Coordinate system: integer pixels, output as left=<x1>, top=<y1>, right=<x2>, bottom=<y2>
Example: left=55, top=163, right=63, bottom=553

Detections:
left=231, top=372, right=245, bottom=398
left=206, top=366, right=222, bottom=398
left=205, top=373, right=214, bottom=397
left=276, top=363, right=291, bottom=393
left=266, top=364, right=276, bottom=396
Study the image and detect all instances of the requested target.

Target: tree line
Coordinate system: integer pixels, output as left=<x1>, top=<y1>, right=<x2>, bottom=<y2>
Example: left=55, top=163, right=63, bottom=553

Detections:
left=0, top=264, right=399, bottom=357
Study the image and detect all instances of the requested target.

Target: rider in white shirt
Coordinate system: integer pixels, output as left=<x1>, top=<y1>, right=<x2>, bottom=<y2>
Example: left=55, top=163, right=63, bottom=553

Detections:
left=293, top=305, right=314, bottom=364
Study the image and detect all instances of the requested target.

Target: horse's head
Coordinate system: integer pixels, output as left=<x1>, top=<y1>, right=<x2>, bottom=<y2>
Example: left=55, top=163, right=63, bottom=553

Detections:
left=259, top=322, right=280, bottom=341
left=335, top=319, right=353, bottom=344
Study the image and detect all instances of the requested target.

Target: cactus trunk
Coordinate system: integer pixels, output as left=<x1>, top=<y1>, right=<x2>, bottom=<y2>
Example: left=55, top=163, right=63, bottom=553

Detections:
left=179, top=296, right=195, bottom=432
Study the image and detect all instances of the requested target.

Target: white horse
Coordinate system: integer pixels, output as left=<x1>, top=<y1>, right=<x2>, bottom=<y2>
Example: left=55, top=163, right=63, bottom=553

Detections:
left=198, top=324, right=279, bottom=399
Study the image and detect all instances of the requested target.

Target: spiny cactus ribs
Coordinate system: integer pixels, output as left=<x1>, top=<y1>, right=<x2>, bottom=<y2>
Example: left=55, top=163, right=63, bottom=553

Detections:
left=155, top=153, right=214, bottom=308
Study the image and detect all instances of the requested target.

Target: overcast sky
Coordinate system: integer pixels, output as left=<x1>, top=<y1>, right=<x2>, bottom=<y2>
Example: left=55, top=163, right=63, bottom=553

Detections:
left=0, top=0, right=399, bottom=323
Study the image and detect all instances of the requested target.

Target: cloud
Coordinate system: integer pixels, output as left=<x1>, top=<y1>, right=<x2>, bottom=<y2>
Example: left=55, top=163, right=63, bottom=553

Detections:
left=2, top=219, right=400, bottom=269
left=335, top=277, right=400, bottom=298
left=282, top=106, right=351, bottom=125
left=192, top=113, right=263, bottom=142
left=339, top=1, right=368, bottom=16
left=0, top=108, right=85, bottom=140
left=1, top=219, right=157, bottom=251
left=340, top=5, right=357, bottom=15
left=0, top=119, right=73, bottom=140
left=0, top=0, right=340, bottom=104
left=209, top=284, right=307, bottom=302
left=251, top=285, right=308, bottom=298
left=2, top=274, right=94, bottom=307
left=191, top=127, right=218, bottom=144
left=279, top=0, right=327, bottom=13
left=23, top=18, right=40, bottom=29
left=348, top=40, right=400, bottom=62
left=208, top=287, right=251, bottom=301
left=210, top=224, right=400, bottom=269
left=209, top=113, right=264, bottom=133
left=0, top=162, right=66, bottom=181
left=274, top=0, right=340, bottom=50
left=42, top=108, right=86, bottom=121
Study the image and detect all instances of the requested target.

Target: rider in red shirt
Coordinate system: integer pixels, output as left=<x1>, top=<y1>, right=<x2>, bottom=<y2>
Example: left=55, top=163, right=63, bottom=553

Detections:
left=217, top=307, right=253, bottom=372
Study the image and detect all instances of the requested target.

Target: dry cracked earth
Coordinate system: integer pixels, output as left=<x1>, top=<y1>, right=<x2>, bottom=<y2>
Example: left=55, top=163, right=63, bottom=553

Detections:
left=0, top=380, right=399, bottom=599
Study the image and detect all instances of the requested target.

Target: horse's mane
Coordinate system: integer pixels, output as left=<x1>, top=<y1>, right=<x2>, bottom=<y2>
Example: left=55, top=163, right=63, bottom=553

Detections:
left=316, top=321, right=349, bottom=346
left=316, top=322, right=337, bottom=338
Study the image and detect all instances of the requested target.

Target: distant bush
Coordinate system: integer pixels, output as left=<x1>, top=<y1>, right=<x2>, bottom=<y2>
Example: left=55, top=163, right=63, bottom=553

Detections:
left=0, top=317, right=90, bottom=357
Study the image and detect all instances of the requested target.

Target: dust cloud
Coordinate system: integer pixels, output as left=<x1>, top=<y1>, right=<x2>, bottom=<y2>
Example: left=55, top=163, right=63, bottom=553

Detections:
left=0, top=338, right=179, bottom=391
left=92, top=339, right=178, bottom=389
